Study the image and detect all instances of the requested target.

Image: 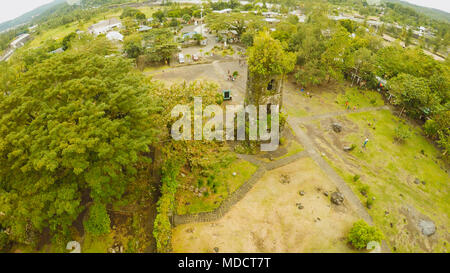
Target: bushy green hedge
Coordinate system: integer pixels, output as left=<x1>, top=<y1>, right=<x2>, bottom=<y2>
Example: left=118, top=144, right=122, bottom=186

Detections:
left=153, top=159, right=182, bottom=253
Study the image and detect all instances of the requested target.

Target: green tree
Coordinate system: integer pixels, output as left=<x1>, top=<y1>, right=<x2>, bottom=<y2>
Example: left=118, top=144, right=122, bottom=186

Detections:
left=124, top=33, right=144, bottom=58
left=206, top=12, right=264, bottom=39
left=152, top=10, right=166, bottom=23
left=247, top=31, right=295, bottom=106
left=321, top=26, right=352, bottom=82
left=182, top=14, right=191, bottom=23
left=0, top=51, right=160, bottom=244
left=389, top=73, right=440, bottom=118
left=348, top=220, right=384, bottom=250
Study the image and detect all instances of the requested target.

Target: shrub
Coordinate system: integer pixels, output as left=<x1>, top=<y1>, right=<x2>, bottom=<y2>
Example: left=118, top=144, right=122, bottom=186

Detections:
left=424, top=119, right=439, bottom=139
left=366, top=195, right=374, bottom=209
left=394, top=124, right=411, bottom=143
left=348, top=220, right=384, bottom=249
left=153, top=159, right=182, bottom=252
left=84, top=203, right=111, bottom=236
left=353, top=174, right=360, bottom=182
left=358, top=184, right=369, bottom=196
left=0, top=232, right=11, bottom=252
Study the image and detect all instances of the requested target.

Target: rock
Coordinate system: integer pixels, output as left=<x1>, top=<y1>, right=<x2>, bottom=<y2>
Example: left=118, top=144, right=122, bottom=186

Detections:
left=330, top=192, right=344, bottom=205
left=385, top=211, right=389, bottom=215
left=366, top=241, right=381, bottom=253
left=299, top=191, right=305, bottom=196
left=421, top=181, right=426, bottom=185
left=186, top=228, right=194, bottom=233
left=280, top=174, right=290, bottom=184
left=323, top=191, right=329, bottom=197
left=232, top=172, right=237, bottom=176
left=332, top=123, right=343, bottom=133
left=296, top=203, right=304, bottom=210
left=418, top=219, right=436, bottom=236
left=213, top=247, right=219, bottom=253
left=414, top=178, right=420, bottom=184
left=343, top=146, right=354, bottom=152
left=66, top=241, right=81, bottom=253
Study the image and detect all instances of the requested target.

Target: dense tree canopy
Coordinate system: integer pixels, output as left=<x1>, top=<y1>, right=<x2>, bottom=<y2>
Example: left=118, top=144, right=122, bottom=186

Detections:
left=0, top=51, right=160, bottom=244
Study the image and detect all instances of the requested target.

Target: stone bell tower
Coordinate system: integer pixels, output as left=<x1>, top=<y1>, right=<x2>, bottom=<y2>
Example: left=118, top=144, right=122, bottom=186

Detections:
left=245, top=69, right=284, bottom=110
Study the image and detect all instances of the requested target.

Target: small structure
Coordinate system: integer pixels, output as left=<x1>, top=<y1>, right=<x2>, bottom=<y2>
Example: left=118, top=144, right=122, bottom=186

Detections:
left=106, top=31, right=124, bottom=42
left=262, top=11, right=280, bottom=18
left=264, top=18, right=280, bottom=24
left=88, top=18, right=122, bottom=35
left=10, top=33, right=31, bottom=49
left=178, top=53, right=185, bottom=64
left=49, top=47, right=64, bottom=54
left=212, top=8, right=232, bottom=14
left=138, top=25, right=152, bottom=32
left=28, top=25, right=38, bottom=32
left=183, top=31, right=198, bottom=40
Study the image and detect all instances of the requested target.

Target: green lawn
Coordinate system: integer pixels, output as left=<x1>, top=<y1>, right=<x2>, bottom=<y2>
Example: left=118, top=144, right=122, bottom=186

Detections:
left=336, top=87, right=385, bottom=109
left=175, top=158, right=258, bottom=215
left=332, top=109, right=449, bottom=252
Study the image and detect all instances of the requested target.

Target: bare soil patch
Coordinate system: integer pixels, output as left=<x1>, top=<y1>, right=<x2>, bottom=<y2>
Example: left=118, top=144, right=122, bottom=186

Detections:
left=172, top=158, right=359, bottom=253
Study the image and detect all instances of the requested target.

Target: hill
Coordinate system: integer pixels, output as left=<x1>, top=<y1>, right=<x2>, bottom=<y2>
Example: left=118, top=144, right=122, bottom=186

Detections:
left=0, top=0, right=68, bottom=33
left=385, top=0, right=450, bottom=23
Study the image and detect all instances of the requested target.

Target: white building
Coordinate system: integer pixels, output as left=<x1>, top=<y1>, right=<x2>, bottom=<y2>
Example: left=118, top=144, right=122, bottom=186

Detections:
left=106, top=31, right=124, bottom=42
left=212, top=9, right=232, bottom=14
left=10, top=33, right=31, bottom=48
left=88, top=18, right=122, bottom=35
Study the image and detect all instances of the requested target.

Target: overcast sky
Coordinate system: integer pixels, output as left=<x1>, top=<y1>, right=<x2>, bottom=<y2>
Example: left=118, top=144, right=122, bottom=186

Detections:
left=0, top=0, right=449, bottom=24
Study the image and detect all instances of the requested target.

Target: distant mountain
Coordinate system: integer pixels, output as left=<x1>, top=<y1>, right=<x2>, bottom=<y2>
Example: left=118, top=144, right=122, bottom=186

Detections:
left=385, top=0, right=450, bottom=23
left=0, top=0, right=68, bottom=33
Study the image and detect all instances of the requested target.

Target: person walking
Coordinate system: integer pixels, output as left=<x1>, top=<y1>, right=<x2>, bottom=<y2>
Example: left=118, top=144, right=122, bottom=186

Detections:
left=362, top=137, right=369, bottom=148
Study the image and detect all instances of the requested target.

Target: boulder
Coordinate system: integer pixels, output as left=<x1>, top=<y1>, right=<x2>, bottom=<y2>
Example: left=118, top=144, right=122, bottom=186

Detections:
left=330, top=192, right=344, bottom=205
left=280, top=174, right=290, bottom=184
left=418, top=220, right=436, bottom=236
left=366, top=241, right=381, bottom=253
left=414, top=178, right=420, bottom=184
left=66, top=241, right=81, bottom=253
left=332, top=123, right=343, bottom=133
left=343, top=145, right=355, bottom=152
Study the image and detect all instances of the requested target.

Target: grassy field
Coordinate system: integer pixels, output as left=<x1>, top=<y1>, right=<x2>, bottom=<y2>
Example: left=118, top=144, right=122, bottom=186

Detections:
left=322, top=109, right=449, bottom=252
left=284, top=82, right=385, bottom=118
left=175, top=157, right=258, bottom=215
